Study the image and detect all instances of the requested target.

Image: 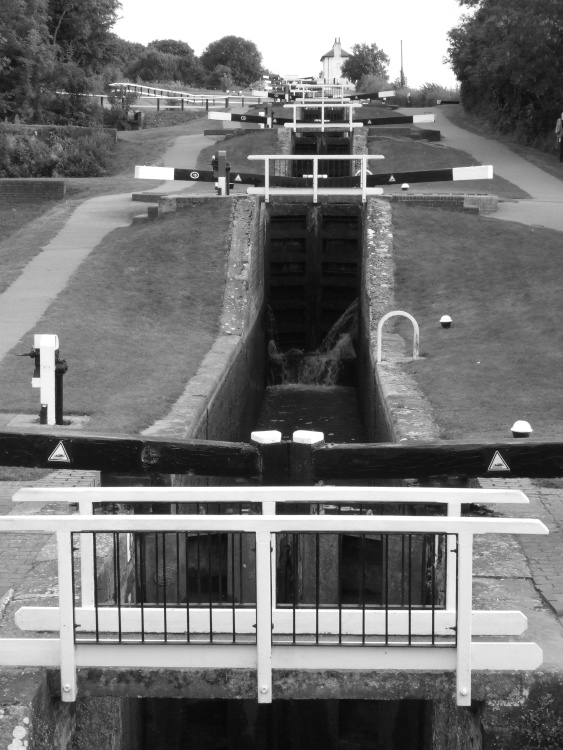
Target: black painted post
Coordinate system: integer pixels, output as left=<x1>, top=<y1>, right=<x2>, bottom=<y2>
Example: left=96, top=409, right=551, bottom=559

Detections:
left=157, top=98, right=160, bottom=112
left=289, top=431, right=325, bottom=487
left=206, top=99, right=209, bottom=112
left=54, top=355, right=68, bottom=426
left=226, top=96, right=229, bottom=109
left=181, top=97, right=184, bottom=111
left=251, top=431, right=289, bottom=486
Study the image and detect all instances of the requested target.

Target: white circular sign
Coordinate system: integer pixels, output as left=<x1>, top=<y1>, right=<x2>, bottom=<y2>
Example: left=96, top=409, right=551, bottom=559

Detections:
left=190, top=171, right=200, bottom=179
left=240, top=115, right=246, bottom=121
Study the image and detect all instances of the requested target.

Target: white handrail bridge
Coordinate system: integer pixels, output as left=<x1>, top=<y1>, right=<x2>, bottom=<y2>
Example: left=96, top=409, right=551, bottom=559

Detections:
left=246, top=154, right=385, bottom=202
left=0, top=487, right=546, bottom=707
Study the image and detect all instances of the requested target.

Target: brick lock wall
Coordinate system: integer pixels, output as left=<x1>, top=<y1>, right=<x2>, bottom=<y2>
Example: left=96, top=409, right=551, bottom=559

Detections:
left=0, top=179, right=65, bottom=204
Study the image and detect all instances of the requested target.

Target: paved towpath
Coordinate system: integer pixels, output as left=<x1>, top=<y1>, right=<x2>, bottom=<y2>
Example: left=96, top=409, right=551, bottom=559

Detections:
left=400, top=106, right=563, bottom=231
left=0, top=131, right=220, bottom=364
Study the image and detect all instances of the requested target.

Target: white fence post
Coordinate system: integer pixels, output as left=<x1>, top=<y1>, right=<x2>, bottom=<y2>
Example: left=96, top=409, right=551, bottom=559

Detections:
left=446, top=501, right=461, bottom=611
left=256, top=531, right=272, bottom=703
left=78, top=501, right=95, bottom=608
left=456, top=533, right=473, bottom=706
left=57, top=530, right=77, bottom=701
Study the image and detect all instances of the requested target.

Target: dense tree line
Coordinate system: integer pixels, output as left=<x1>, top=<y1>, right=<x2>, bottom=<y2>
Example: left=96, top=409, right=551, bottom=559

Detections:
left=0, top=0, right=265, bottom=124
left=447, top=0, right=563, bottom=144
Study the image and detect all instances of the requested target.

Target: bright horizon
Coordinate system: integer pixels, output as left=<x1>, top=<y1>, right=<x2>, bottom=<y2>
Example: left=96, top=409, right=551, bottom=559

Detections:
left=112, top=0, right=464, bottom=89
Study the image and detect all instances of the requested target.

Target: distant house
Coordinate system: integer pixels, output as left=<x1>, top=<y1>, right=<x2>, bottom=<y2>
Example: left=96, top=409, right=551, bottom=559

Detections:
left=320, top=38, right=351, bottom=85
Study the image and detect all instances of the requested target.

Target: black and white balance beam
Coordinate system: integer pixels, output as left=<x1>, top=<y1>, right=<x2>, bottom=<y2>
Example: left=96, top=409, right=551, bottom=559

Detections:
left=349, top=90, right=396, bottom=100
left=366, top=165, right=493, bottom=186
left=358, top=113, right=435, bottom=126
left=208, top=111, right=292, bottom=125
left=134, top=165, right=264, bottom=187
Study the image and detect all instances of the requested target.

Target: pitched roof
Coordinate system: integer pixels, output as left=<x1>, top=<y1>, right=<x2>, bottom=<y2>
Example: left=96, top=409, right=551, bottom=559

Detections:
left=320, top=47, right=351, bottom=61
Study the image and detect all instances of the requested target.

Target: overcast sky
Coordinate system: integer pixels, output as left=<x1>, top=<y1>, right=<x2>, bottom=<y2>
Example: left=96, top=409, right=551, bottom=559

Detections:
left=112, top=0, right=465, bottom=89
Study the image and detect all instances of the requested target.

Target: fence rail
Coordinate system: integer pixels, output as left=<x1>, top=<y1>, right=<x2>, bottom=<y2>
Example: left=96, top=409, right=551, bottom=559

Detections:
left=247, top=154, right=385, bottom=202
left=0, top=496, right=547, bottom=706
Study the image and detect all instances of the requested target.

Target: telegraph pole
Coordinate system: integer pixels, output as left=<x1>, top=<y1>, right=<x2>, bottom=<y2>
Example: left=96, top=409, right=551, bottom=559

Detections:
left=400, top=40, right=405, bottom=88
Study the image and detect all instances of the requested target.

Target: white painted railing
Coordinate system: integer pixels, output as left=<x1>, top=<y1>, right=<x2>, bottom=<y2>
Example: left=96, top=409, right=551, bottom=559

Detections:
left=0, top=496, right=547, bottom=707
left=283, top=102, right=364, bottom=132
left=12, top=484, right=531, bottom=614
left=246, top=155, right=385, bottom=203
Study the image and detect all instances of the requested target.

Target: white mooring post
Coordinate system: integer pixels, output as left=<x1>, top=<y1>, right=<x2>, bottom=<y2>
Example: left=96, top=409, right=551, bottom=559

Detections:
left=32, top=334, right=58, bottom=425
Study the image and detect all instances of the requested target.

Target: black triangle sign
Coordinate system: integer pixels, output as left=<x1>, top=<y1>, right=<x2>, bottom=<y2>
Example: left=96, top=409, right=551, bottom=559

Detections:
left=48, top=441, right=70, bottom=463
left=488, top=451, right=510, bottom=472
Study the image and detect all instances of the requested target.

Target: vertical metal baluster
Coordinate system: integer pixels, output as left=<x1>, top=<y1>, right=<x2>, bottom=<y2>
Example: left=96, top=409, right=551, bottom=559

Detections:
left=218, top=532, right=224, bottom=606
left=115, top=533, right=122, bottom=643
left=162, top=533, right=168, bottom=642
left=431, top=536, right=437, bottom=646
left=401, top=535, right=405, bottom=607
left=231, top=531, right=236, bottom=643
left=140, top=534, right=145, bottom=643
left=209, top=533, right=213, bottom=643
left=155, top=533, right=160, bottom=608
left=93, top=533, right=99, bottom=643
left=361, top=534, right=366, bottom=645
left=384, top=535, right=389, bottom=645
left=240, top=532, right=244, bottom=608
left=185, top=532, right=190, bottom=643
left=315, top=533, right=320, bottom=644
left=408, top=535, right=412, bottom=646
left=196, top=531, right=202, bottom=625
left=176, top=532, right=180, bottom=607
left=292, top=534, right=297, bottom=644
left=338, top=533, right=343, bottom=644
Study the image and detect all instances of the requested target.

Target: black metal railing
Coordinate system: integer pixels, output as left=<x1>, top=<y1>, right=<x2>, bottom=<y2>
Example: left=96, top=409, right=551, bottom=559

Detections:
left=274, top=532, right=450, bottom=646
left=72, top=527, right=453, bottom=649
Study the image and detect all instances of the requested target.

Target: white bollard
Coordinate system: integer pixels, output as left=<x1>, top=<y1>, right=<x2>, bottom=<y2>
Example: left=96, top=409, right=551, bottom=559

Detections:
left=32, top=334, right=58, bottom=425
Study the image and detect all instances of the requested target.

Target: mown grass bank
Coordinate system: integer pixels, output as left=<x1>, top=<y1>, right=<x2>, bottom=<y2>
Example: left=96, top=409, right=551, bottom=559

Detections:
left=391, top=205, right=563, bottom=442
left=0, top=202, right=232, bottom=434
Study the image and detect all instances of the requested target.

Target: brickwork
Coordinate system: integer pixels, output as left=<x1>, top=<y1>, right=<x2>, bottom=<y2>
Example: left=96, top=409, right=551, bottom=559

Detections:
left=383, top=192, right=498, bottom=214
left=0, top=179, right=65, bottom=204
left=479, top=476, right=563, bottom=617
left=368, top=127, right=441, bottom=142
left=0, top=470, right=99, bottom=602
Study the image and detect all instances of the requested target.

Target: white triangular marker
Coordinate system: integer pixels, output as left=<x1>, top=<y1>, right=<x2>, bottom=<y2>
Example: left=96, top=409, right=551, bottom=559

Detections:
left=389, top=175, right=396, bottom=183
left=488, top=451, right=510, bottom=472
left=48, top=441, right=70, bottom=463
left=367, top=119, right=372, bottom=124
left=234, top=174, right=242, bottom=182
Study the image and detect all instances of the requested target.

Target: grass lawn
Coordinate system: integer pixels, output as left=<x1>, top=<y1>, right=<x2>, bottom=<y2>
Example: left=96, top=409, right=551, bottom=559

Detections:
left=391, top=204, right=563, bottom=442
left=368, top=138, right=528, bottom=200
left=0, top=202, right=232, bottom=434
left=0, top=201, right=77, bottom=295
left=196, top=129, right=280, bottom=173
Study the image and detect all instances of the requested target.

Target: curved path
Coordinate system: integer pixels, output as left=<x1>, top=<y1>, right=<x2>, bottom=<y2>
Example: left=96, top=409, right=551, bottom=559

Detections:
left=0, top=131, right=218, bottom=363
left=401, top=106, right=563, bottom=231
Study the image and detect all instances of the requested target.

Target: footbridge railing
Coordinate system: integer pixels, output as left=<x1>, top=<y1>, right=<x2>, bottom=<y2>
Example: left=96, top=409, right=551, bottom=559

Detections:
left=246, top=155, right=385, bottom=202
left=1, top=487, right=547, bottom=707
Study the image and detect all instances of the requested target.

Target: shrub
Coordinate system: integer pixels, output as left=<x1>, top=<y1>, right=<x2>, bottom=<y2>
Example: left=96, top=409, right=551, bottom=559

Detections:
left=0, top=126, right=115, bottom=177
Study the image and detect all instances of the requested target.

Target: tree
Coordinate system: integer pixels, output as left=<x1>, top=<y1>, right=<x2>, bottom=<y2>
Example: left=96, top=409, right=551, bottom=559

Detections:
left=126, top=49, right=180, bottom=82
left=200, top=36, right=262, bottom=87
left=148, top=39, right=194, bottom=59
left=341, top=43, right=390, bottom=86
left=447, top=0, right=563, bottom=142
left=0, top=0, right=55, bottom=120
left=47, top=0, right=122, bottom=73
